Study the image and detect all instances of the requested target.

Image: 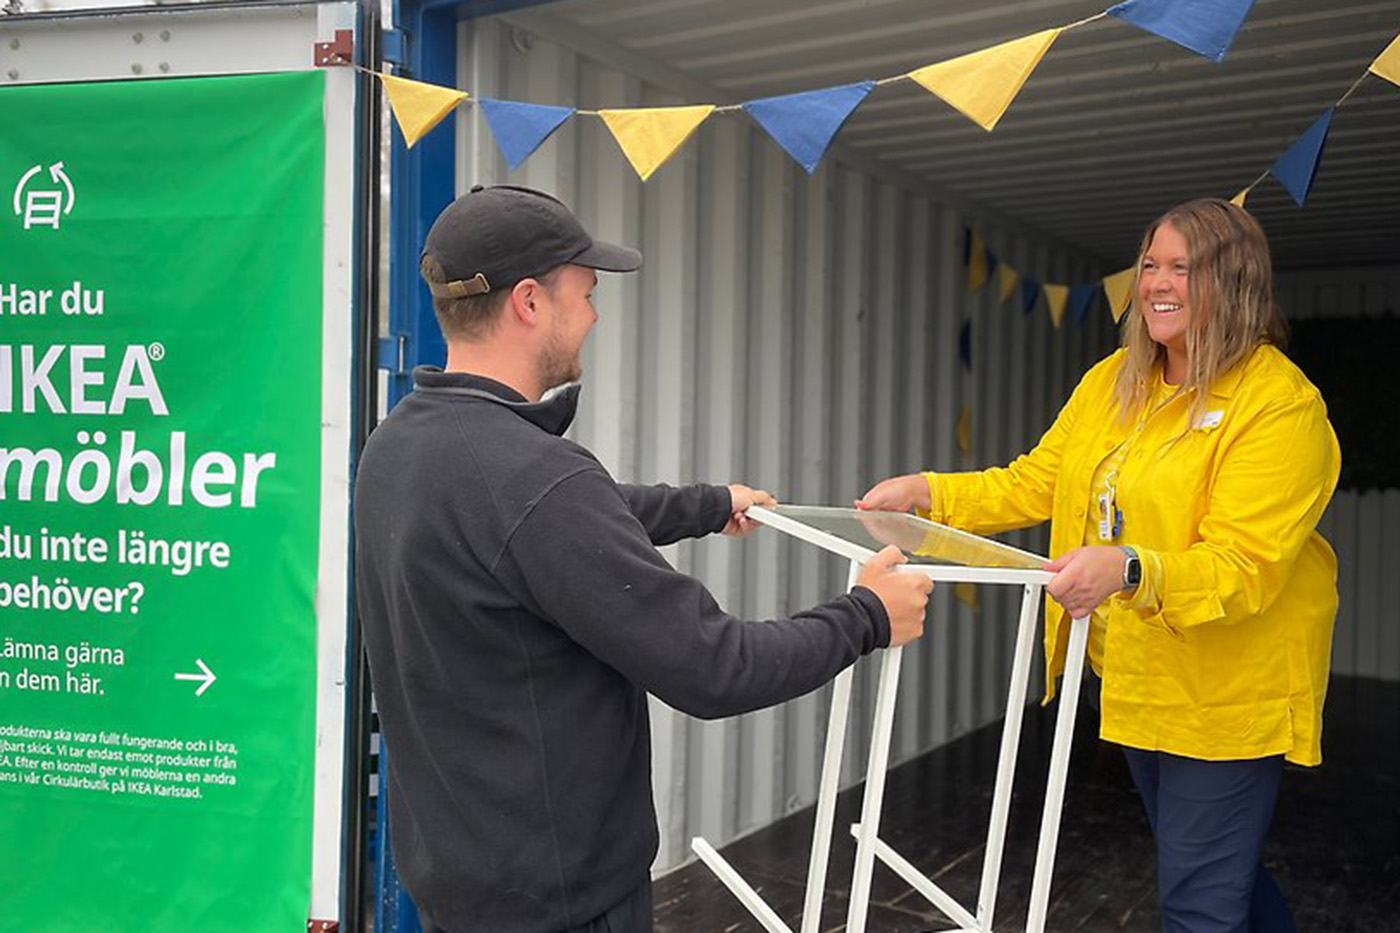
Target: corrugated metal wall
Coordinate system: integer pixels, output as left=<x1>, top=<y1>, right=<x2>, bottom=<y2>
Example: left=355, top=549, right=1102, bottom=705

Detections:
left=454, top=17, right=1117, bottom=871
left=1275, top=266, right=1400, bottom=684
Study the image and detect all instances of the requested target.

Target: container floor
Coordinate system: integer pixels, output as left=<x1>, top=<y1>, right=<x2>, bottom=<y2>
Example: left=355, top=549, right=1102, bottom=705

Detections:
left=654, top=674, right=1399, bottom=932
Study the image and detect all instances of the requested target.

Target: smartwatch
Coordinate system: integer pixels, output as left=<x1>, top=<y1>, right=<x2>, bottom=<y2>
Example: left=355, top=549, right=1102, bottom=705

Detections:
left=1119, top=545, right=1141, bottom=591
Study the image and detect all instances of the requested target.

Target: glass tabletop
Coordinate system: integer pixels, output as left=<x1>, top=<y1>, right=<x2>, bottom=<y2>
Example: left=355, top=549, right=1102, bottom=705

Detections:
left=764, top=505, right=1046, bottom=570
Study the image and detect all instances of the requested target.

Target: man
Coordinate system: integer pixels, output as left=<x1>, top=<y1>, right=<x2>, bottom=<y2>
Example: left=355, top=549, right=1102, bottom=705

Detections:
left=354, top=184, right=932, bottom=933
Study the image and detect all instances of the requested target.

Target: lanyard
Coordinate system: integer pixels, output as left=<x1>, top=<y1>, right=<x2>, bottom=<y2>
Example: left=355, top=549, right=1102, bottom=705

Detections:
left=1098, top=380, right=1182, bottom=541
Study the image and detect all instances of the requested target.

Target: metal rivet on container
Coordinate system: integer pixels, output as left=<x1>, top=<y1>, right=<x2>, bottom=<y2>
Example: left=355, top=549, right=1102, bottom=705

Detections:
left=7, top=69, right=18, bottom=81
left=131, top=63, right=144, bottom=74
left=8, top=38, right=19, bottom=50
left=133, top=32, right=144, bottom=44
left=159, top=62, right=170, bottom=73
left=160, top=30, right=171, bottom=42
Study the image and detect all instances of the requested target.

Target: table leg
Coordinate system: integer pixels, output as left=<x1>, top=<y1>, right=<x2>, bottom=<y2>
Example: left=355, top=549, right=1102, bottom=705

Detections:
left=1024, top=613, right=1090, bottom=933
left=844, top=643, right=904, bottom=933
left=975, top=583, right=1043, bottom=931
left=799, top=558, right=863, bottom=933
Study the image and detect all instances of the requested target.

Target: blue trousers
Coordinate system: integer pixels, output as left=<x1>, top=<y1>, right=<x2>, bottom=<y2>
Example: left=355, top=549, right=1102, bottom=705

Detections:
left=1122, top=748, right=1297, bottom=933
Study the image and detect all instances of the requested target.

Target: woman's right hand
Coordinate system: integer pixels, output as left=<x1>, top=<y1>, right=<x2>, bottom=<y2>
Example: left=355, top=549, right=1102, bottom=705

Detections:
left=855, top=473, right=931, bottom=513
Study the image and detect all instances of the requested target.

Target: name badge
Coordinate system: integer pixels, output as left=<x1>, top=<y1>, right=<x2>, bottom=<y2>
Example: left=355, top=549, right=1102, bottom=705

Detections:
left=1196, top=410, right=1224, bottom=430
left=1098, top=489, right=1116, bottom=541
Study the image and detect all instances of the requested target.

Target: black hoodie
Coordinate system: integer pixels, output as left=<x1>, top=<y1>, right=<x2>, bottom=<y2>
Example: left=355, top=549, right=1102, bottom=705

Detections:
left=354, top=367, right=889, bottom=932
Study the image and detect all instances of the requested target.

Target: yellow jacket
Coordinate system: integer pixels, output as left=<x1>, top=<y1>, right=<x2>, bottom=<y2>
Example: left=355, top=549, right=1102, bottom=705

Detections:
left=925, top=345, right=1340, bottom=765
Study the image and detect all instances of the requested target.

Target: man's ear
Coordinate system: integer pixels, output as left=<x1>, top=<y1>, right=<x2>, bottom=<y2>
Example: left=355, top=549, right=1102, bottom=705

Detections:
left=507, top=278, right=540, bottom=326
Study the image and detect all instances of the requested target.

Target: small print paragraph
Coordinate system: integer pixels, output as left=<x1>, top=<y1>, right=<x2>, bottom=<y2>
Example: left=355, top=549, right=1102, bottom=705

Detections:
left=0, top=723, right=239, bottom=801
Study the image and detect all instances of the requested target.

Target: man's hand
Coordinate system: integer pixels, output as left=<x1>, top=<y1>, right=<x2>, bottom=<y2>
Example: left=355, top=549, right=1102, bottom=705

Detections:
left=723, top=484, right=777, bottom=536
left=1044, top=546, right=1128, bottom=618
left=855, top=473, right=930, bottom=513
left=856, top=545, right=933, bottom=646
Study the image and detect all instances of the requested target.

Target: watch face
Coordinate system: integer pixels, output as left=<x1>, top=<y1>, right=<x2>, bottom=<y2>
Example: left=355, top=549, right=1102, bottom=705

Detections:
left=1127, top=559, right=1141, bottom=585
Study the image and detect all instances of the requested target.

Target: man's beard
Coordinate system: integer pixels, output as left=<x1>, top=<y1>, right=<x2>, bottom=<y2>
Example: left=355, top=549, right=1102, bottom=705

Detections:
left=537, top=328, right=582, bottom=390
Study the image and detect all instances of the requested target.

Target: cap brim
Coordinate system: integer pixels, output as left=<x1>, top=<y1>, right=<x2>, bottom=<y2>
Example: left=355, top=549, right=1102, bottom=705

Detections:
left=571, top=240, right=642, bottom=273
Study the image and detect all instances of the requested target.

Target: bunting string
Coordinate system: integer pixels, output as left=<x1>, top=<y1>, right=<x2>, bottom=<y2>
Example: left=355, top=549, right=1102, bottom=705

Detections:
left=361, top=5, right=1395, bottom=209
left=350, top=6, right=1399, bottom=329
left=371, top=0, right=1282, bottom=180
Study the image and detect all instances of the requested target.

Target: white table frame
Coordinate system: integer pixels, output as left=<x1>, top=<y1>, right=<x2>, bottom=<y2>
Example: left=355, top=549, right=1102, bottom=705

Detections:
left=691, top=506, right=1090, bottom=933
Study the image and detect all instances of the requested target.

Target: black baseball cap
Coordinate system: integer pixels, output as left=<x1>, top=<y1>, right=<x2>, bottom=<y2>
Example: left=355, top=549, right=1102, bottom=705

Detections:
left=421, top=185, right=642, bottom=299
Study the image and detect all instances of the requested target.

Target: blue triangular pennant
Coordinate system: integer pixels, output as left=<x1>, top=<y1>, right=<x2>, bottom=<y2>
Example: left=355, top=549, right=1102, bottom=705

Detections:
left=1108, top=0, right=1257, bottom=63
left=1020, top=278, right=1041, bottom=316
left=1069, top=284, right=1098, bottom=325
left=743, top=81, right=875, bottom=174
left=1269, top=108, right=1334, bottom=207
left=959, top=320, right=973, bottom=371
left=479, top=98, right=577, bottom=171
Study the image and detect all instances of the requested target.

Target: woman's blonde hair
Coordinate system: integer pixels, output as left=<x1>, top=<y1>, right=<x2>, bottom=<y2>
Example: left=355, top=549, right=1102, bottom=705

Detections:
left=1113, top=198, right=1288, bottom=424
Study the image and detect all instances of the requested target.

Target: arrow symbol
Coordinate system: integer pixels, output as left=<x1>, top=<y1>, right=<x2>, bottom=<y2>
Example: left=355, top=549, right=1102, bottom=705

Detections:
left=174, top=659, right=217, bottom=697
left=48, top=161, right=75, bottom=214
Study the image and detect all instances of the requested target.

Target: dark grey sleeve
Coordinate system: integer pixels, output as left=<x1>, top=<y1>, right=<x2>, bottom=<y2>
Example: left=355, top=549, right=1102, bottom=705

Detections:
left=505, top=469, right=890, bottom=719
left=616, top=482, right=731, bottom=546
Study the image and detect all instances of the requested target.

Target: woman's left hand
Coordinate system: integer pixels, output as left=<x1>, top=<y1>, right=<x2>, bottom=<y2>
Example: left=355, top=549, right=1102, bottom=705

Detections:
left=1043, top=546, right=1128, bottom=618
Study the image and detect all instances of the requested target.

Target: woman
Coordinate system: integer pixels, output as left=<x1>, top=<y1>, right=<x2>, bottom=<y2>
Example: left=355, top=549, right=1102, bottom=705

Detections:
left=859, top=198, right=1339, bottom=932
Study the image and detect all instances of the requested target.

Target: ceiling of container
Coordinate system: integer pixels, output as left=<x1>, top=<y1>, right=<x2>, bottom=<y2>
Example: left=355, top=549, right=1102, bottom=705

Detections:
left=502, top=0, right=1400, bottom=270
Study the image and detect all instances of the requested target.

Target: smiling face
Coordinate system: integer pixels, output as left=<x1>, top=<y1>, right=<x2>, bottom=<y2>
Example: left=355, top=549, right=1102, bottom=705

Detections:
left=1138, top=221, right=1194, bottom=380
left=1114, top=199, right=1288, bottom=422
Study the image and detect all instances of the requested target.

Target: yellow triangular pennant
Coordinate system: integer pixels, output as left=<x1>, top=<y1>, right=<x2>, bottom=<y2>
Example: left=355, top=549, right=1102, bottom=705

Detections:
left=967, top=231, right=989, bottom=292
left=1103, top=267, right=1135, bottom=323
left=1230, top=187, right=1250, bottom=209
left=381, top=74, right=469, bottom=149
left=957, top=402, right=973, bottom=457
left=954, top=581, right=981, bottom=612
left=998, top=265, right=1019, bottom=304
left=907, top=29, right=1062, bottom=131
left=598, top=105, right=715, bottom=181
left=1369, top=32, right=1400, bottom=87
left=1043, top=283, right=1069, bottom=329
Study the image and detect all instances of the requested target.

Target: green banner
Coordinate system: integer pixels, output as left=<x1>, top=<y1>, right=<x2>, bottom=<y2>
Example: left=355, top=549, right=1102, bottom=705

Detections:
left=0, top=72, right=325, bottom=932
